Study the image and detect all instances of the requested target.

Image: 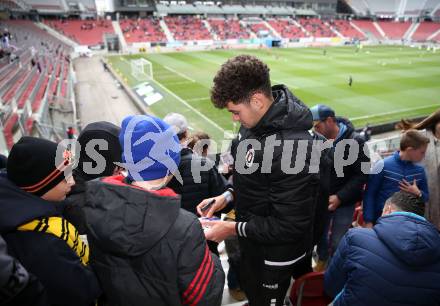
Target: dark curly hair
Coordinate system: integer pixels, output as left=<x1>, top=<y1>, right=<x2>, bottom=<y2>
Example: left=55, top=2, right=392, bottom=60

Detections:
left=210, top=55, right=272, bottom=109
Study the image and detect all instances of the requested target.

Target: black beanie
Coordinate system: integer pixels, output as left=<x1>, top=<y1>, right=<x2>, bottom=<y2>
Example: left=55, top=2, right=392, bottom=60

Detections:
left=7, top=137, right=72, bottom=197
left=76, top=121, right=122, bottom=180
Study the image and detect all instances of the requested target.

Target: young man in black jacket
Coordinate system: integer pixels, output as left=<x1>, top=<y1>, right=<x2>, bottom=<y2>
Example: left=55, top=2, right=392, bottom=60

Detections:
left=83, top=115, right=224, bottom=306
left=310, top=104, right=370, bottom=271
left=198, top=55, right=320, bottom=306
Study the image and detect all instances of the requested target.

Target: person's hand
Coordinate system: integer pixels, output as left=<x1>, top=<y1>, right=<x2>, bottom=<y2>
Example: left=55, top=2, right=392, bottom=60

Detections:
left=200, top=220, right=236, bottom=243
left=328, top=195, right=341, bottom=211
left=197, top=194, right=228, bottom=218
left=399, top=179, right=421, bottom=197
left=364, top=222, right=373, bottom=229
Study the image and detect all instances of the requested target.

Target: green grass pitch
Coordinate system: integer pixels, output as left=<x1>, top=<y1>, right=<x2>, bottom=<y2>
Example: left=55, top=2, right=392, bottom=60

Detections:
left=107, top=45, right=440, bottom=145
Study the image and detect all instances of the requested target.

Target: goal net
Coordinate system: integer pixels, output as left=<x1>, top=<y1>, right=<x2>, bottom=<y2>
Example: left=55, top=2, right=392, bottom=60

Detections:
left=131, top=58, right=153, bottom=81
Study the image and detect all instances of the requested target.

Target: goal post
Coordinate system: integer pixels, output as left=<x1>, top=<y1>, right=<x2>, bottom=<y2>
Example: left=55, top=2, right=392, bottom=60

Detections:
left=131, top=58, right=153, bottom=81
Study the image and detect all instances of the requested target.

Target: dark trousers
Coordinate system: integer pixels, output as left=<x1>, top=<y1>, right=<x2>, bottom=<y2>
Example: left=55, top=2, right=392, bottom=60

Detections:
left=317, top=204, right=355, bottom=261
left=240, top=250, right=311, bottom=306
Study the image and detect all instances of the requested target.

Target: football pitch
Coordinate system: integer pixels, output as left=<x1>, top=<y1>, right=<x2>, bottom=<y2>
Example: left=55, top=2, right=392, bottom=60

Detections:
left=107, top=45, right=440, bottom=144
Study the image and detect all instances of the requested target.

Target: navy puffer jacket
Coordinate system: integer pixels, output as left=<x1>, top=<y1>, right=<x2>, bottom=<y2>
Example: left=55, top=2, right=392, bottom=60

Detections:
left=325, top=213, right=440, bottom=306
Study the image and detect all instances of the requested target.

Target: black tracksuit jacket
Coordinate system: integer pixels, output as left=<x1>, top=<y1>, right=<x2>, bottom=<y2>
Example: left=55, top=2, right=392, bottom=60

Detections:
left=232, top=85, right=320, bottom=263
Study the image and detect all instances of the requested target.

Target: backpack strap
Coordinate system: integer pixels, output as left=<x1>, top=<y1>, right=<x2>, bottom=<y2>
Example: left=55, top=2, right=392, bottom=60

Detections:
left=17, top=217, right=89, bottom=266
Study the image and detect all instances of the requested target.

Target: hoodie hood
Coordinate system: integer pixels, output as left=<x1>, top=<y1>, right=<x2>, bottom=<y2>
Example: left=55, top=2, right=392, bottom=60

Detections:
left=83, top=175, right=180, bottom=257
left=375, top=213, right=440, bottom=266
left=251, top=85, right=312, bottom=136
left=0, top=172, right=60, bottom=233
left=334, top=117, right=355, bottom=143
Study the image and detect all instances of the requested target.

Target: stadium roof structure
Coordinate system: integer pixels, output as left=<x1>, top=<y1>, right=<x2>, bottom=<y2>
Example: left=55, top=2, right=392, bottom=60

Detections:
left=346, top=0, right=440, bottom=18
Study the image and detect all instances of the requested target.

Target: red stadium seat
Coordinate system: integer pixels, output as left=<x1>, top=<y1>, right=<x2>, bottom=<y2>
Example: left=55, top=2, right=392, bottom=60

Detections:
left=289, top=272, right=332, bottom=306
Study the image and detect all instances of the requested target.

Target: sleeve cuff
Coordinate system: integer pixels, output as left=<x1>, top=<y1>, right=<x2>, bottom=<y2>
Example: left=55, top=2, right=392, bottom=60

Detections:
left=235, top=222, right=247, bottom=237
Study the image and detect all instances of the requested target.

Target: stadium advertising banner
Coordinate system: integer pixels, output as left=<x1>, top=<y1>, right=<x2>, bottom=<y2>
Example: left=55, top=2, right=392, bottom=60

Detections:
left=132, top=82, right=164, bottom=107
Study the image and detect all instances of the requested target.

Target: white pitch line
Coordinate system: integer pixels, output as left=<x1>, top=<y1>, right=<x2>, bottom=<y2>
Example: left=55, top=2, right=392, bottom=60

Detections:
left=117, top=57, right=225, bottom=133
left=164, top=65, right=196, bottom=83
left=350, top=103, right=440, bottom=121
left=152, top=81, right=225, bottom=133
left=166, top=81, right=195, bottom=86
left=273, top=79, right=300, bottom=90
left=187, top=96, right=210, bottom=102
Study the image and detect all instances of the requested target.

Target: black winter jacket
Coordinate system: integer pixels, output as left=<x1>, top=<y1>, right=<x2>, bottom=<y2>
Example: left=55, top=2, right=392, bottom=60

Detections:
left=232, top=85, right=320, bottom=265
left=83, top=175, right=225, bottom=306
left=168, top=148, right=227, bottom=215
left=0, top=235, right=48, bottom=306
left=310, top=131, right=332, bottom=246
left=64, top=171, right=88, bottom=234
left=329, top=117, right=370, bottom=207
left=0, top=173, right=101, bottom=306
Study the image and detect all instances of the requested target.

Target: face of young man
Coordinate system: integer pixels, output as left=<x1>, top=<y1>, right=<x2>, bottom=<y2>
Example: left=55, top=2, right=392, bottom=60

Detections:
left=226, top=99, right=264, bottom=129
left=41, top=176, right=75, bottom=202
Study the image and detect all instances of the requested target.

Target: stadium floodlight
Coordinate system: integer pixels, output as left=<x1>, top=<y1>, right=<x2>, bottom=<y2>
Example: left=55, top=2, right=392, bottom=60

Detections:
left=131, top=58, right=153, bottom=81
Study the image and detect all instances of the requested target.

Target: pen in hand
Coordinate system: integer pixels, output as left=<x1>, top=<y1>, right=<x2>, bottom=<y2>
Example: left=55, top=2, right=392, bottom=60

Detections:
left=200, top=199, right=216, bottom=212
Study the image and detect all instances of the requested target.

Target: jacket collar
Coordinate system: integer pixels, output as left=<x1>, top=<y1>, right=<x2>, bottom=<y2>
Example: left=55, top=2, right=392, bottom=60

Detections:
left=393, top=151, right=412, bottom=165
left=0, top=173, right=60, bottom=233
left=101, top=175, right=178, bottom=197
left=250, top=85, right=312, bottom=137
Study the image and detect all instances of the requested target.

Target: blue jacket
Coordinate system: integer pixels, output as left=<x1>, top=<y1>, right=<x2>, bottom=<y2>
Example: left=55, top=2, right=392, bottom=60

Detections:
left=0, top=173, right=101, bottom=306
left=363, top=151, right=429, bottom=223
left=325, top=213, right=440, bottom=306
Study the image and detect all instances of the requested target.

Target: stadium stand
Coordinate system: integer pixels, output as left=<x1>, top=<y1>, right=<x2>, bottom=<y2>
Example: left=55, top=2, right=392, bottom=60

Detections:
left=411, top=22, right=440, bottom=41
left=330, top=20, right=366, bottom=39
left=267, top=18, right=308, bottom=39
left=1, top=1, right=440, bottom=302
left=245, top=19, right=275, bottom=38
left=208, top=17, right=250, bottom=40
left=299, top=18, right=335, bottom=38
left=45, top=19, right=114, bottom=46
left=351, top=20, right=383, bottom=39
left=377, top=21, right=411, bottom=39
left=120, top=17, right=166, bottom=44
left=433, top=31, right=440, bottom=42
left=0, top=20, right=73, bottom=150
left=164, top=16, right=212, bottom=41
